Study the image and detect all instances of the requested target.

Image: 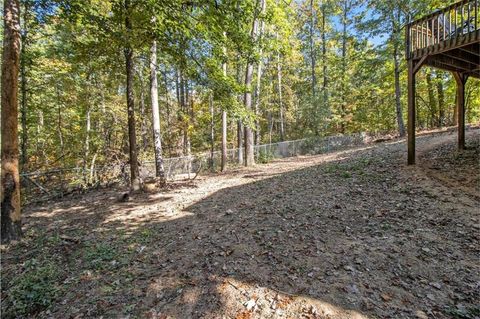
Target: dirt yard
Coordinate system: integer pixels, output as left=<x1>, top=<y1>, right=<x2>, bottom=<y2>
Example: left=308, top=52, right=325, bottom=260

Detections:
left=1, top=129, right=479, bottom=319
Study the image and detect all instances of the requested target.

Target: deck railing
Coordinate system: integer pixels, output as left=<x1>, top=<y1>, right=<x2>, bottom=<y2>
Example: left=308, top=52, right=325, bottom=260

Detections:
left=407, top=0, right=479, bottom=57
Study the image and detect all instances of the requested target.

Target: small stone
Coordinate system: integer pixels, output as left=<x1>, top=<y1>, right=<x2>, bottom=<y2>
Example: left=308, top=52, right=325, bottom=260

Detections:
left=415, top=310, right=428, bottom=319
left=344, top=265, right=355, bottom=272
left=245, top=299, right=256, bottom=311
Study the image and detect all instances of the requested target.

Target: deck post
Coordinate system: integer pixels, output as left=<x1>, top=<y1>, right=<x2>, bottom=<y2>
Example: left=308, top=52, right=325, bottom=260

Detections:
left=453, top=72, right=467, bottom=150
left=407, top=59, right=416, bottom=165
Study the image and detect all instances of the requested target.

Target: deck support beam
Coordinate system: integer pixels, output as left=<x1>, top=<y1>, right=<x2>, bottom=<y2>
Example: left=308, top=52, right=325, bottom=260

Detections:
left=407, top=59, right=417, bottom=165
left=453, top=72, right=467, bottom=150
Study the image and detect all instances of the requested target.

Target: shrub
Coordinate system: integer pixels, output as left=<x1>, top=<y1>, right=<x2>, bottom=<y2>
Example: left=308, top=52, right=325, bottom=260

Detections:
left=3, top=259, right=60, bottom=318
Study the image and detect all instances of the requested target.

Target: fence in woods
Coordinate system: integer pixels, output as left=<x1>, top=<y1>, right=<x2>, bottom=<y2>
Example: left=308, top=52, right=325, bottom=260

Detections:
left=20, top=132, right=370, bottom=203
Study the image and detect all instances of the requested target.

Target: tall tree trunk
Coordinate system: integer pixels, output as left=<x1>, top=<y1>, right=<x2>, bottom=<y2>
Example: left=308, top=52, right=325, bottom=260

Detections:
left=244, top=0, right=265, bottom=166
left=1, top=0, right=22, bottom=243
left=426, top=70, right=437, bottom=128
left=309, top=0, right=317, bottom=134
left=56, top=86, right=64, bottom=153
left=277, top=52, right=285, bottom=141
left=321, top=3, right=328, bottom=123
left=236, top=61, right=244, bottom=165
left=340, top=0, right=348, bottom=133
left=221, top=39, right=228, bottom=172
left=149, top=39, right=165, bottom=183
left=392, top=11, right=406, bottom=136
left=20, top=3, right=28, bottom=168
left=436, top=72, right=445, bottom=127
left=162, top=66, right=173, bottom=157
left=83, top=105, right=91, bottom=184
left=124, top=0, right=140, bottom=191
left=254, top=17, right=265, bottom=147
left=138, top=67, right=148, bottom=151
left=184, top=79, right=192, bottom=177
left=209, top=93, right=215, bottom=170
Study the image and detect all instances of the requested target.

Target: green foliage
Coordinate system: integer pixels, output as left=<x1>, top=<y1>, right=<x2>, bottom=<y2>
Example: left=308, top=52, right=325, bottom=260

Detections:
left=3, top=259, right=61, bottom=318
left=446, top=306, right=480, bottom=319
left=14, top=0, right=480, bottom=177
left=83, top=242, right=118, bottom=270
left=257, top=149, right=275, bottom=164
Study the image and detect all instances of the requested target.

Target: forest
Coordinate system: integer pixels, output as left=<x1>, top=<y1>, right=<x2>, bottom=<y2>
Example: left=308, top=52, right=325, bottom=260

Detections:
left=3, top=0, right=478, bottom=178
left=1, top=0, right=480, bottom=318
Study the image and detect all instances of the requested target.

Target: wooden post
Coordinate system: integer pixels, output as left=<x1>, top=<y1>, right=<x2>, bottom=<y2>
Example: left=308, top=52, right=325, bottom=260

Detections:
left=407, top=59, right=416, bottom=165
left=453, top=72, right=466, bottom=150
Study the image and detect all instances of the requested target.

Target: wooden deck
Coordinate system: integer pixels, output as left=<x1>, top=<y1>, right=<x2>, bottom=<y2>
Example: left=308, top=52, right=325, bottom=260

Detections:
left=406, top=0, right=479, bottom=164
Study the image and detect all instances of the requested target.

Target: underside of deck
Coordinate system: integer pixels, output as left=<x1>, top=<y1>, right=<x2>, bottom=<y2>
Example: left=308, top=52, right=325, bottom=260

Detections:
left=410, top=30, right=480, bottom=78
left=406, top=0, right=479, bottom=164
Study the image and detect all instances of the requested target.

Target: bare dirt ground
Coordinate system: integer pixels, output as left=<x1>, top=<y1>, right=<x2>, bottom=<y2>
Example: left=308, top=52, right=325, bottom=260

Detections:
left=2, top=129, right=479, bottom=319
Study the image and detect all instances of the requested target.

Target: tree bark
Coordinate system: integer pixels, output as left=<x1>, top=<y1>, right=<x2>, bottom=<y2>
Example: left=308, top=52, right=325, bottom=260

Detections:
left=392, top=10, right=406, bottom=137
left=124, top=0, right=140, bottom=191
left=1, top=0, right=22, bottom=243
left=20, top=2, right=28, bottom=168
left=244, top=0, right=265, bottom=166
left=209, top=93, right=215, bottom=170
left=221, top=39, right=228, bottom=172
left=254, top=16, right=265, bottom=147
left=321, top=3, right=328, bottom=122
left=309, top=0, right=318, bottom=134
left=236, top=62, right=244, bottom=165
left=149, top=39, right=165, bottom=183
left=83, top=104, right=91, bottom=184
left=277, top=52, right=285, bottom=141
left=309, top=0, right=317, bottom=100
left=436, top=72, right=445, bottom=127
left=138, top=67, right=148, bottom=151
left=340, top=0, right=348, bottom=133
left=426, top=70, right=437, bottom=128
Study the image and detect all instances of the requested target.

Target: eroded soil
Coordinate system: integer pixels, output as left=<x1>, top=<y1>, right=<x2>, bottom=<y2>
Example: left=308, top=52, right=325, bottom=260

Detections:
left=1, top=129, right=479, bottom=319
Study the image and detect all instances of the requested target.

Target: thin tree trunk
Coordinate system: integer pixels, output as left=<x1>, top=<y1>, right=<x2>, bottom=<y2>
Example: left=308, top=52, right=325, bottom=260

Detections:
left=20, top=4, right=28, bottom=168
left=321, top=3, right=328, bottom=124
left=138, top=67, right=148, bottom=151
left=254, top=17, right=265, bottom=147
left=162, top=66, right=173, bottom=157
left=1, top=0, right=22, bottom=243
left=426, top=70, right=437, bottom=128
left=209, top=93, right=215, bottom=170
left=309, top=0, right=317, bottom=99
left=453, top=92, right=458, bottom=126
left=277, top=52, right=285, bottom=141
left=149, top=39, right=165, bottom=183
left=340, top=0, right=348, bottom=133
left=83, top=105, right=91, bottom=184
left=184, top=78, right=192, bottom=178
left=392, top=11, right=406, bottom=136
left=221, top=38, right=228, bottom=172
left=309, top=0, right=318, bottom=134
left=56, top=86, right=64, bottom=154
left=124, top=0, right=140, bottom=191
left=436, top=72, right=445, bottom=126
left=244, top=0, right=266, bottom=166
left=236, top=62, right=244, bottom=165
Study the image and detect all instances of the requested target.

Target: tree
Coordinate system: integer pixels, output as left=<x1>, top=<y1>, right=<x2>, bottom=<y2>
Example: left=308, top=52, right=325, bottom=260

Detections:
left=244, top=0, right=266, bottom=166
left=149, top=38, right=166, bottom=183
left=1, top=0, right=23, bottom=243
left=124, top=0, right=141, bottom=191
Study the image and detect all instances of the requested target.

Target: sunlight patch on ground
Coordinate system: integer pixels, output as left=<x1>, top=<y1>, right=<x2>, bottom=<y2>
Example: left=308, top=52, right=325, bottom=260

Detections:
left=218, top=278, right=370, bottom=319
